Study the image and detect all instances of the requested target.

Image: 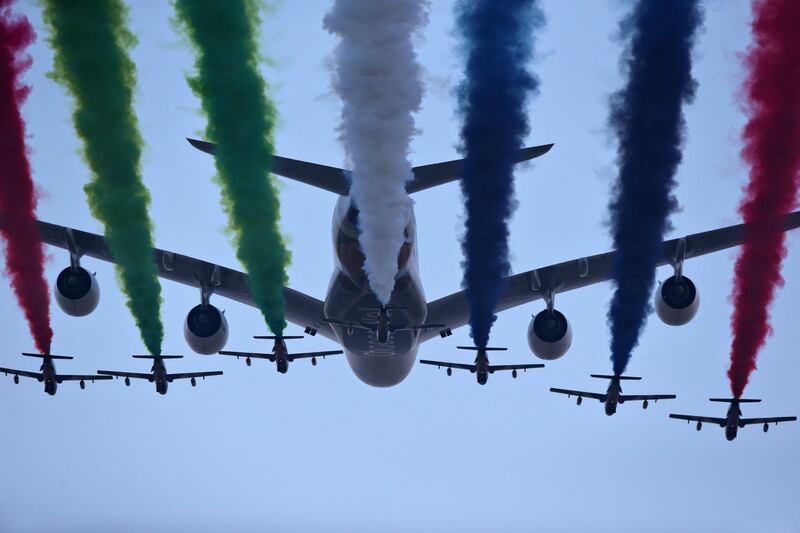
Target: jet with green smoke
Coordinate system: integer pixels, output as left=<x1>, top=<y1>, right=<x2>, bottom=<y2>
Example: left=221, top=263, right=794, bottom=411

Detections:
left=43, top=0, right=163, bottom=355
left=174, top=0, right=290, bottom=335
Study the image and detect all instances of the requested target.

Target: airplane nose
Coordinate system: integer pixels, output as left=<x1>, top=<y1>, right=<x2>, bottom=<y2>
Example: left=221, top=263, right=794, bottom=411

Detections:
left=344, top=350, right=415, bottom=387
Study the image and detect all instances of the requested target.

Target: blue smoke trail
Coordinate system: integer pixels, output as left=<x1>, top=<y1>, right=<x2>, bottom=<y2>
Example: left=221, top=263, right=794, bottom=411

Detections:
left=607, top=0, right=703, bottom=375
left=456, top=0, right=543, bottom=349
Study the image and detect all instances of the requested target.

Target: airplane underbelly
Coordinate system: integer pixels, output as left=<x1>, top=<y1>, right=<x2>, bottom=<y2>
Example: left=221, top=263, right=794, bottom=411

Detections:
left=339, top=328, right=419, bottom=387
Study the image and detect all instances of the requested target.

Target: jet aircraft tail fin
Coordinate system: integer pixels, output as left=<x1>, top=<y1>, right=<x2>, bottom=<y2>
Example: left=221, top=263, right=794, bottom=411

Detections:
left=590, top=374, right=642, bottom=381
left=710, top=398, right=761, bottom=403
left=22, top=352, right=73, bottom=360
left=131, top=355, right=184, bottom=360
left=456, top=346, right=508, bottom=351
left=253, top=335, right=304, bottom=341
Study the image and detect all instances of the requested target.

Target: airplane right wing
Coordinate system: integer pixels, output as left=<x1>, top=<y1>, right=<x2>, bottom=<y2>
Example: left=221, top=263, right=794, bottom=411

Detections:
left=739, top=416, right=798, bottom=426
left=97, top=370, right=154, bottom=380
left=166, top=371, right=224, bottom=381
left=489, top=363, right=545, bottom=372
left=423, top=211, right=800, bottom=342
left=418, top=360, right=475, bottom=372
left=669, top=414, right=727, bottom=426
left=549, top=388, right=607, bottom=402
left=218, top=351, right=276, bottom=363
left=287, top=350, right=344, bottom=361
left=0, top=367, right=43, bottom=381
left=620, top=394, right=677, bottom=402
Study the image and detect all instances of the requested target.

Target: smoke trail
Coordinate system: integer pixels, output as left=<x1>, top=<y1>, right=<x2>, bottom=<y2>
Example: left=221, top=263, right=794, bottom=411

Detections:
left=324, top=0, right=427, bottom=304
left=606, top=1, right=703, bottom=376
left=728, top=0, right=800, bottom=398
left=174, top=0, right=289, bottom=335
left=456, top=0, right=542, bottom=349
left=43, top=1, right=163, bottom=355
left=0, top=1, right=52, bottom=354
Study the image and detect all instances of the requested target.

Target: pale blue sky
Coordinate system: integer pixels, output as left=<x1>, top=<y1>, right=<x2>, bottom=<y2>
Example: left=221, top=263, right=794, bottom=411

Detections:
left=1, top=1, right=798, bottom=531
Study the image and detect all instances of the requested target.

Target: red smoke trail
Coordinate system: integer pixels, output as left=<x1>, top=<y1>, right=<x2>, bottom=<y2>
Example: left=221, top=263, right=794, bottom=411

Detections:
left=728, top=0, right=800, bottom=398
left=0, top=1, right=52, bottom=354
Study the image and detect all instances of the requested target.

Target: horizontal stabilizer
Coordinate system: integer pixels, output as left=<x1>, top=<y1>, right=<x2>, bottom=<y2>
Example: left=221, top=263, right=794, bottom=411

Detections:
left=253, top=335, right=304, bottom=340
left=590, top=374, right=641, bottom=380
left=710, top=398, right=761, bottom=403
left=457, top=346, right=507, bottom=351
left=131, top=355, right=183, bottom=359
left=22, top=352, right=73, bottom=360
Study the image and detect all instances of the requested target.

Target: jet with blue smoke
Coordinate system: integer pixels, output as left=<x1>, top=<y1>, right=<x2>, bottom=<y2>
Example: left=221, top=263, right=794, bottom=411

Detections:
left=456, top=0, right=543, bottom=349
left=606, top=0, right=703, bottom=375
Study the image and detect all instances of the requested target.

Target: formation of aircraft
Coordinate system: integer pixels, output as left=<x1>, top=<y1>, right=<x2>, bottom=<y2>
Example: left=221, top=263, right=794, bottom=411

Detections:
left=670, top=398, right=797, bottom=441
left=550, top=374, right=676, bottom=416
left=0, top=352, right=110, bottom=396
left=219, top=335, right=344, bottom=374
left=98, top=354, right=223, bottom=395
left=419, top=346, right=544, bottom=385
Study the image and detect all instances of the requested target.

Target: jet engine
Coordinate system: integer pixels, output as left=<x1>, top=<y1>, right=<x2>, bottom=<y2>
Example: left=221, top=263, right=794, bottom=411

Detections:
left=54, top=266, right=100, bottom=317
left=654, top=275, right=699, bottom=326
left=527, top=309, right=572, bottom=360
left=183, top=304, right=229, bottom=355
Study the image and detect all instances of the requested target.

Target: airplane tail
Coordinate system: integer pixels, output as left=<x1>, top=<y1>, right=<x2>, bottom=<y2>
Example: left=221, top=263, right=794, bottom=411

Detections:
left=253, top=335, right=304, bottom=341
left=590, top=374, right=642, bottom=381
left=709, top=398, right=761, bottom=403
left=457, top=346, right=508, bottom=351
left=22, top=352, right=74, bottom=360
left=131, top=355, right=183, bottom=359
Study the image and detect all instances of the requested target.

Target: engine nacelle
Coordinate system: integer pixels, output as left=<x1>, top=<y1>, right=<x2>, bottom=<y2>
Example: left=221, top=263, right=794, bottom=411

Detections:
left=55, top=266, right=100, bottom=317
left=655, top=275, right=699, bottom=326
left=183, top=304, right=229, bottom=355
left=527, top=309, right=572, bottom=360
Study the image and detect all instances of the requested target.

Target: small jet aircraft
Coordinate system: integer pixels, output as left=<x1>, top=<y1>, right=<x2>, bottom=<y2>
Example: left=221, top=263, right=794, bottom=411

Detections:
left=0, top=352, right=111, bottom=396
left=670, top=398, right=797, bottom=441
left=98, top=355, right=223, bottom=395
left=218, top=335, right=344, bottom=374
left=419, top=346, right=544, bottom=385
left=324, top=304, right=449, bottom=344
left=550, top=374, right=676, bottom=416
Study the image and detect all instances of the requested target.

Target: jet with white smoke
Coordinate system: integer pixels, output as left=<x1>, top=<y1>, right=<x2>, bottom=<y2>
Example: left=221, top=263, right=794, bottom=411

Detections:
left=324, top=0, right=428, bottom=304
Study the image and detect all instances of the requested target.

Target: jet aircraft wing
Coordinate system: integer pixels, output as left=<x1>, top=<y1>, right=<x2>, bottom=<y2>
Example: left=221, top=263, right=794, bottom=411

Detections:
left=218, top=351, right=276, bottom=363
left=422, top=211, right=800, bottom=342
left=97, top=370, right=153, bottom=380
left=488, top=364, right=545, bottom=372
left=0, top=367, right=43, bottom=380
left=549, top=388, right=607, bottom=402
left=418, top=360, right=475, bottom=372
left=57, top=374, right=113, bottom=382
left=619, top=394, right=676, bottom=402
left=287, top=350, right=343, bottom=361
left=32, top=220, right=334, bottom=341
left=166, top=371, right=223, bottom=381
left=669, top=414, right=727, bottom=426
left=739, top=416, right=797, bottom=426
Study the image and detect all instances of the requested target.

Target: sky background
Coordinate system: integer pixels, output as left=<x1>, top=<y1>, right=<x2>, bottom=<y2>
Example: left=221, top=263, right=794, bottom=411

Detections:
left=1, top=1, right=798, bottom=531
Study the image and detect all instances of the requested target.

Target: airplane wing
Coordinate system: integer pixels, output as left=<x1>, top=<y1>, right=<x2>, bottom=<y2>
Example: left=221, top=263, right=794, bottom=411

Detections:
left=418, top=360, right=475, bottom=372
left=187, top=138, right=552, bottom=195
left=739, top=416, right=797, bottom=426
left=57, top=374, right=113, bottom=382
left=287, top=350, right=344, bottom=361
left=32, top=220, right=334, bottom=341
left=550, top=388, right=607, bottom=402
left=489, top=363, right=545, bottom=372
left=218, top=351, right=276, bottom=362
left=97, top=370, right=153, bottom=380
left=620, top=394, right=676, bottom=402
left=422, top=211, right=800, bottom=342
left=669, top=414, right=727, bottom=426
left=166, top=371, right=223, bottom=381
left=0, top=367, right=43, bottom=380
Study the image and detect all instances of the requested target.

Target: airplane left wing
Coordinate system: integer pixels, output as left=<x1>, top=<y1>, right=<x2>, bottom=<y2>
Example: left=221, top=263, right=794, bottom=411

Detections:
left=423, top=211, right=800, bottom=342
left=419, top=360, right=475, bottom=372
left=669, top=414, right=727, bottom=426
left=32, top=220, right=334, bottom=341
left=218, top=351, right=276, bottom=362
left=166, top=371, right=223, bottom=381
left=550, top=388, right=607, bottom=402
left=0, top=367, right=43, bottom=380
left=739, top=416, right=797, bottom=426
left=97, top=370, right=153, bottom=380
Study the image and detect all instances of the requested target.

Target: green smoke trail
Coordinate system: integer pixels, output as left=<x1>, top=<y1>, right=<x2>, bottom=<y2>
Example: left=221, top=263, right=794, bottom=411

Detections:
left=174, top=0, right=289, bottom=334
left=43, top=0, right=163, bottom=355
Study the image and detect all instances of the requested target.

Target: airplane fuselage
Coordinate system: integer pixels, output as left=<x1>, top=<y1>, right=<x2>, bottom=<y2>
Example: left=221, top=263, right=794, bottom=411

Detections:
left=724, top=403, right=742, bottom=441
left=474, top=352, right=490, bottom=385
left=41, top=358, right=57, bottom=396
left=151, top=358, right=169, bottom=395
left=604, top=380, right=621, bottom=416
left=323, top=198, right=426, bottom=387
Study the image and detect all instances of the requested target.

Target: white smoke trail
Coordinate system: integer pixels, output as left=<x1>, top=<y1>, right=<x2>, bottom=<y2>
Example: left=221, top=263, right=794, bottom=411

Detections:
left=324, top=0, right=428, bottom=304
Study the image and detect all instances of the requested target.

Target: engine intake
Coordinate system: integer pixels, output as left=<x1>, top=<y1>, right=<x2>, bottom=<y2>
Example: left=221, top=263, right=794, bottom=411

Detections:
left=55, top=266, right=100, bottom=317
left=655, top=275, right=699, bottom=326
left=528, top=309, right=572, bottom=360
left=184, top=304, right=229, bottom=355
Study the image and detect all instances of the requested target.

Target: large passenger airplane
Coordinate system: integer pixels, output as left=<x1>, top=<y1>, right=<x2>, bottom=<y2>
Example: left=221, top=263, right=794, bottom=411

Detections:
left=30, top=141, right=800, bottom=387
